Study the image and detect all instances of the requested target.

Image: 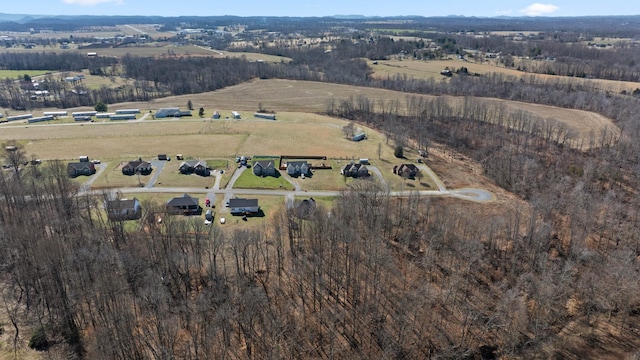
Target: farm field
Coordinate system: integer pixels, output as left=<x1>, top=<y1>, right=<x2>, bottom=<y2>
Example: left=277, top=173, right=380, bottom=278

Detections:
left=370, top=58, right=640, bottom=93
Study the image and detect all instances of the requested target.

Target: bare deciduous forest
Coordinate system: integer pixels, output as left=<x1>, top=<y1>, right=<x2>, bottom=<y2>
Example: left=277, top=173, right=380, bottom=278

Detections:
left=1, top=14, right=640, bottom=359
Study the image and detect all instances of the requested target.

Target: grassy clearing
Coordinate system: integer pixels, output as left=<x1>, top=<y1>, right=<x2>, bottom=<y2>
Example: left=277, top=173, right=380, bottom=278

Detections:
left=295, top=165, right=346, bottom=191
left=0, top=69, right=54, bottom=79
left=89, top=160, right=153, bottom=189
left=219, top=195, right=285, bottom=230
left=233, top=169, right=295, bottom=190
left=154, top=160, right=216, bottom=189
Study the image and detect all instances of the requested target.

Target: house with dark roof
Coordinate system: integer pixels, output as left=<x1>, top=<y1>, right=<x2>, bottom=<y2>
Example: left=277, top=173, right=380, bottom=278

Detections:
left=122, top=159, right=152, bottom=176
left=253, top=160, right=276, bottom=177
left=341, top=163, right=369, bottom=178
left=166, top=194, right=200, bottom=215
left=179, top=160, right=210, bottom=176
left=293, top=198, right=316, bottom=219
left=228, top=198, right=260, bottom=215
left=105, top=198, right=141, bottom=220
left=286, top=161, right=309, bottom=177
left=67, top=162, right=95, bottom=178
left=394, top=164, right=419, bottom=179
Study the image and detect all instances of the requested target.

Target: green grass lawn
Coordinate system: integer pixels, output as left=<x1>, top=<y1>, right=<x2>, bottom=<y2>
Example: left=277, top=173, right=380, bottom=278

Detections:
left=219, top=195, right=285, bottom=230
left=89, top=160, right=153, bottom=189
left=0, top=69, right=54, bottom=79
left=154, top=160, right=216, bottom=188
left=233, top=168, right=294, bottom=190
left=293, top=162, right=347, bottom=191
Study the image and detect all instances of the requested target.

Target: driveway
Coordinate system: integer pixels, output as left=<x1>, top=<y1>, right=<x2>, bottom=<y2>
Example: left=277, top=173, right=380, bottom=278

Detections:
left=367, top=166, right=388, bottom=190
left=80, top=162, right=107, bottom=191
left=145, top=160, right=166, bottom=188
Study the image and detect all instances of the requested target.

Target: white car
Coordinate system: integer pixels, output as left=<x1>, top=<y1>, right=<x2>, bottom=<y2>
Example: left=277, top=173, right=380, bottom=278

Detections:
left=219, top=217, right=226, bottom=224
left=91, top=159, right=101, bottom=164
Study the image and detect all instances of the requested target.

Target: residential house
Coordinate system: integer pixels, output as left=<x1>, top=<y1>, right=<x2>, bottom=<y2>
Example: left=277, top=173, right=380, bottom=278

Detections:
left=67, top=162, right=95, bottom=178
left=166, top=194, right=200, bottom=215
left=179, top=160, right=210, bottom=176
left=394, top=164, right=419, bottom=179
left=293, top=198, right=316, bottom=219
left=105, top=198, right=141, bottom=220
left=341, top=163, right=369, bottom=178
left=253, top=160, right=276, bottom=177
left=228, top=198, right=260, bottom=215
left=286, top=161, right=309, bottom=177
left=122, top=159, right=152, bottom=176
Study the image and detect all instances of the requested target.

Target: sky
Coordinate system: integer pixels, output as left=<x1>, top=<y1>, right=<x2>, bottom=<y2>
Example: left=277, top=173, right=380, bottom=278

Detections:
left=2, top=0, right=639, bottom=18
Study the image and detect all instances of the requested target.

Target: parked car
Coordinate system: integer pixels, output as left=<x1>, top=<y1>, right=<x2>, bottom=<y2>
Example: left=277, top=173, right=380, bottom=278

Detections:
left=204, top=209, right=213, bottom=225
left=91, top=159, right=101, bottom=164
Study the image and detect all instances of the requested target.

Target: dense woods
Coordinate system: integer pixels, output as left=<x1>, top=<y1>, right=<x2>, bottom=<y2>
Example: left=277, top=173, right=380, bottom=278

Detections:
left=1, top=15, right=640, bottom=359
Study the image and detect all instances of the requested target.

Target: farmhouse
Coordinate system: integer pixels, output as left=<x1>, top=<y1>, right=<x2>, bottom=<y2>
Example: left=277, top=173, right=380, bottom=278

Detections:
left=122, top=159, right=152, bottom=176
left=253, top=160, right=276, bottom=177
left=179, top=160, right=210, bottom=176
left=341, top=163, right=369, bottom=178
left=394, top=164, right=419, bottom=179
left=67, top=162, right=95, bottom=178
left=166, top=194, right=200, bottom=215
left=228, top=198, right=260, bottom=215
left=286, top=161, right=310, bottom=177
left=105, top=198, right=141, bottom=221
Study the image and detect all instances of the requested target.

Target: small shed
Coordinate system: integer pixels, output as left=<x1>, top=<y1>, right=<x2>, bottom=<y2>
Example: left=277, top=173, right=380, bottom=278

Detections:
left=212, top=111, right=220, bottom=119
left=158, top=154, right=169, bottom=161
left=231, top=111, right=241, bottom=119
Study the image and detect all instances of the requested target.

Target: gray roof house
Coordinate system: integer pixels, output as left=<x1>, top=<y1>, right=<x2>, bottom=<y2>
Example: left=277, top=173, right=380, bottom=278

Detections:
left=122, top=159, right=152, bottom=175
left=228, top=198, right=260, bottom=215
left=253, top=160, right=276, bottom=177
left=166, top=194, right=200, bottom=215
left=179, top=160, right=210, bottom=176
left=105, top=198, right=141, bottom=221
left=286, top=161, right=309, bottom=177
left=341, top=163, right=368, bottom=178
left=67, top=162, right=95, bottom=178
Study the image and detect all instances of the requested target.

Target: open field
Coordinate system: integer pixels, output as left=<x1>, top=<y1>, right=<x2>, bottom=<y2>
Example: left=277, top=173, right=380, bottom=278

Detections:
left=0, top=78, right=620, bottom=192
left=0, top=69, right=53, bottom=79
left=370, top=58, right=640, bottom=93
